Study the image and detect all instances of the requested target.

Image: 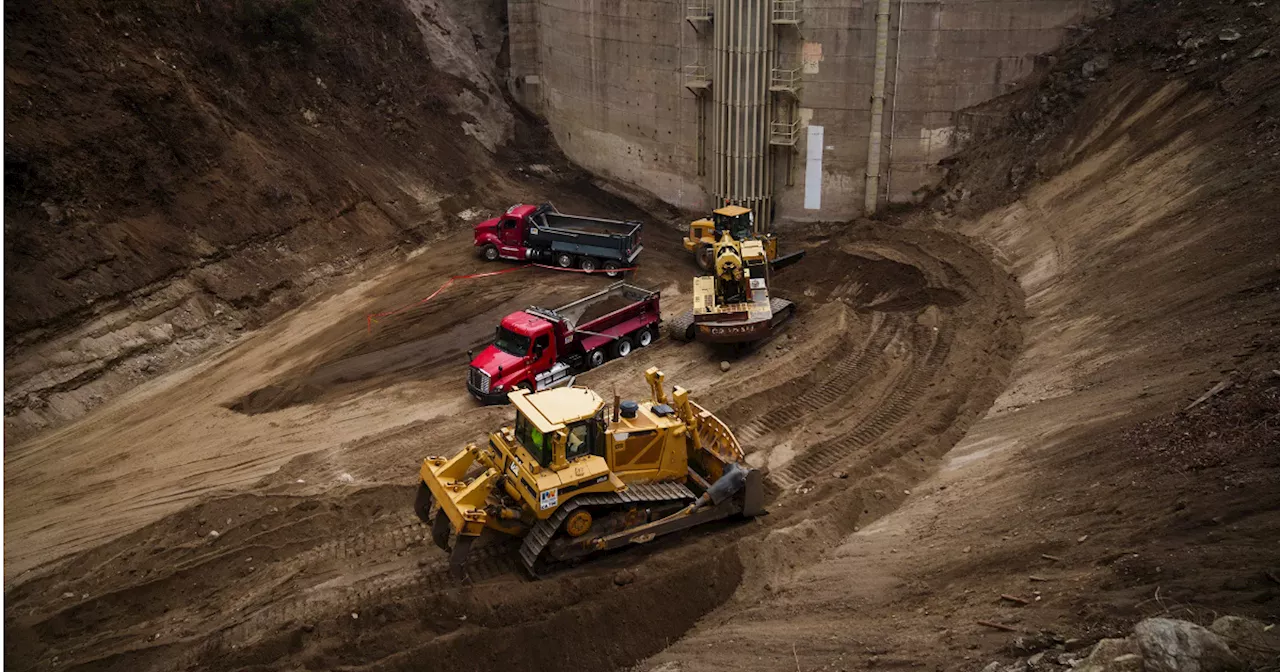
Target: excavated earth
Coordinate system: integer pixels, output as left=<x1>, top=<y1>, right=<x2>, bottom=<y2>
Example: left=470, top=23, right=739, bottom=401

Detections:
left=4, top=1, right=1279, bottom=672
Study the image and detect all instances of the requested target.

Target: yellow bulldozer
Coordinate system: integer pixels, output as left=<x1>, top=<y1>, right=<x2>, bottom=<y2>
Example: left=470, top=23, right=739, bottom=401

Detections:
left=672, top=204, right=805, bottom=344
left=415, top=367, right=764, bottom=577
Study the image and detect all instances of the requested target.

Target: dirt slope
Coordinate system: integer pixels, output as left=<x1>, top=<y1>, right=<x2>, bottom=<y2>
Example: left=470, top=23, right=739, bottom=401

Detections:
left=3, top=0, right=521, bottom=441
left=635, top=1, right=1280, bottom=670
left=4, top=0, right=1278, bottom=671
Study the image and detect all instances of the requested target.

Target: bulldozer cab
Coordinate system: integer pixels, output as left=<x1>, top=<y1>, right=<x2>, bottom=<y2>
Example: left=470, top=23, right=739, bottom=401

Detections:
left=511, top=387, right=607, bottom=470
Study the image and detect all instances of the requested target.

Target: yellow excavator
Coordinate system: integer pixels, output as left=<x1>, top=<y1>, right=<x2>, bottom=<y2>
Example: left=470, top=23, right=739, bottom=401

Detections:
left=672, top=204, right=805, bottom=344
left=415, top=367, right=764, bottom=577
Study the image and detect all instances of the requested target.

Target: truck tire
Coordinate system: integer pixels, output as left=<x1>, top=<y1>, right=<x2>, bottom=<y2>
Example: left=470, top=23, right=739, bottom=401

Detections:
left=611, top=336, right=633, bottom=358
left=696, top=244, right=713, bottom=271
left=556, top=252, right=575, bottom=268
left=587, top=349, right=606, bottom=369
left=603, top=260, right=622, bottom=277
left=481, top=244, right=499, bottom=262
left=635, top=327, right=654, bottom=348
left=579, top=257, right=599, bottom=273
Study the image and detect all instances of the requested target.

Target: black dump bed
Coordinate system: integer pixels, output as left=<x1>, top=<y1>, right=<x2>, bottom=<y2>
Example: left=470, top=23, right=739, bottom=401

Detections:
left=526, top=204, right=644, bottom=262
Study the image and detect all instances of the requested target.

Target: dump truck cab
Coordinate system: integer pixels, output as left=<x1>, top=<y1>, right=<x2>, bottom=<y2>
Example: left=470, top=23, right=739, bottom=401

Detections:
left=468, top=311, right=562, bottom=403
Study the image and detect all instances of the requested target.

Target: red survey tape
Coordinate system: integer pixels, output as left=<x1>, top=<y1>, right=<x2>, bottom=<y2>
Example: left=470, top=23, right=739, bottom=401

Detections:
left=366, top=263, right=637, bottom=333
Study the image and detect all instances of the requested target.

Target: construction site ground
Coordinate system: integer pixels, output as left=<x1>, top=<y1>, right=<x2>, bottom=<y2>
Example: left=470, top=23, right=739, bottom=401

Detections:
left=4, top=1, right=1280, bottom=671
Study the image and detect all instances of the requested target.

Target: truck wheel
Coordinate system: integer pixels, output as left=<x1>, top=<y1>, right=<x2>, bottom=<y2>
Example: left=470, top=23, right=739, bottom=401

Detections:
left=611, top=337, right=633, bottom=359
left=587, top=349, right=606, bottom=369
left=579, top=257, right=598, bottom=273
left=696, top=244, right=713, bottom=271
left=556, top=252, right=574, bottom=268
left=635, top=327, right=654, bottom=348
left=603, top=260, right=622, bottom=277
left=481, top=244, right=499, bottom=262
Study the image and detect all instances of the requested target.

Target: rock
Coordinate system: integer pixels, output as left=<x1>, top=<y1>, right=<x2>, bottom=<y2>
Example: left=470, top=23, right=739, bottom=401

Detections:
left=1133, top=618, right=1241, bottom=672
left=981, top=663, right=1002, bottom=672
left=719, top=361, right=731, bottom=372
left=1057, top=653, right=1081, bottom=666
left=1209, top=616, right=1279, bottom=667
left=207, top=530, right=219, bottom=538
left=1077, top=638, right=1139, bottom=672
left=1078, top=534, right=1089, bottom=543
left=1082, top=54, right=1112, bottom=77
left=1249, top=48, right=1273, bottom=59
left=832, top=470, right=848, bottom=479
left=613, top=569, right=637, bottom=586
left=301, top=623, right=315, bottom=633
left=1218, top=28, right=1242, bottom=43
left=1028, top=652, right=1045, bottom=666
left=1111, top=654, right=1144, bottom=672
left=337, top=473, right=355, bottom=483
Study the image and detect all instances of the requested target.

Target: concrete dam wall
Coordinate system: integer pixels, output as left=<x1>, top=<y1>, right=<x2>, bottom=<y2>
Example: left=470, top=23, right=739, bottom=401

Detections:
left=507, top=0, right=1092, bottom=222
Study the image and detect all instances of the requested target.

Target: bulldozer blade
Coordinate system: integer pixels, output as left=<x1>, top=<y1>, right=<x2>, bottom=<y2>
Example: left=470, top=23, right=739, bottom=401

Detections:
left=769, top=249, right=806, bottom=272
left=449, top=534, right=476, bottom=579
left=431, top=512, right=452, bottom=551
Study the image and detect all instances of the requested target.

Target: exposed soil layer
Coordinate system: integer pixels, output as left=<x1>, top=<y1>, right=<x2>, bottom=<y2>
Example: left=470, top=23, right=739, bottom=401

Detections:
left=5, top=0, right=1280, bottom=671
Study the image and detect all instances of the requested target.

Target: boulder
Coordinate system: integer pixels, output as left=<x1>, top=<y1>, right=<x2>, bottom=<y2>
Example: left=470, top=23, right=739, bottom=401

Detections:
left=1210, top=616, right=1280, bottom=668
left=1133, top=618, right=1241, bottom=672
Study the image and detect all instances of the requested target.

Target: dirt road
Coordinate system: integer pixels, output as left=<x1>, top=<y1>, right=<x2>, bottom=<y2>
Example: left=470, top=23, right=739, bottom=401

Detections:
left=3, top=203, right=1022, bottom=669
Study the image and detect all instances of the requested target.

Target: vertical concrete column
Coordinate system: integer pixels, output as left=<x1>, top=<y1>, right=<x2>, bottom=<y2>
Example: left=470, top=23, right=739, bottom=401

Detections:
left=864, top=0, right=892, bottom=215
left=712, top=0, right=773, bottom=231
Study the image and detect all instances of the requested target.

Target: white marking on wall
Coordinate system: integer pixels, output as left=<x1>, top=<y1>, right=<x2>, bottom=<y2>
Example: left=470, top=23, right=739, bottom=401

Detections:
left=802, top=42, right=823, bottom=74
left=805, top=125, right=824, bottom=210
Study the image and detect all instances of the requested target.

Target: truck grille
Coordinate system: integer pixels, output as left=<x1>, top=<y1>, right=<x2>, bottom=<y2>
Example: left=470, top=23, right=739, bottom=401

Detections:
left=469, top=367, right=491, bottom=394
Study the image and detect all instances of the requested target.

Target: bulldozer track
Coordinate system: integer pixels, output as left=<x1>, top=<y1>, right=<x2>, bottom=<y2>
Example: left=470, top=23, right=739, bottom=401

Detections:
left=767, top=322, right=954, bottom=491
left=736, top=313, right=903, bottom=445
left=519, top=482, right=696, bottom=574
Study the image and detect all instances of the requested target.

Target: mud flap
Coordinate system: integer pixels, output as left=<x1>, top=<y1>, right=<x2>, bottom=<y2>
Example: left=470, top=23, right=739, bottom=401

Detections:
left=431, top=512, right=452, bottom=551
left=449, top=534, right=476, bottom=579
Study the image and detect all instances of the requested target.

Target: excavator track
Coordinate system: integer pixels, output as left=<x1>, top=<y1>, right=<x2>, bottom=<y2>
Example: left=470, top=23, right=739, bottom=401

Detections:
left=767, top=297, right=796, bottom=331
left=668, top=310, right=696, bottom=342
left=518, top=481, right=696, bottom=575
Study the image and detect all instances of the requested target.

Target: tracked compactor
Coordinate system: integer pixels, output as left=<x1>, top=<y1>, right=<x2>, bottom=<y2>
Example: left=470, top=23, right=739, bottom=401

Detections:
left=415, top=367, right=764, bottom=577
left=671, top=204, right=805, bottom=345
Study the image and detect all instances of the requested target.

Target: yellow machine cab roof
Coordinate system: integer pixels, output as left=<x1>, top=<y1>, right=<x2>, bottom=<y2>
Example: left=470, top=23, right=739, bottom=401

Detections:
left=713, top=205, right=752, bottom=217
left=510, top=387, right=603, bottom=432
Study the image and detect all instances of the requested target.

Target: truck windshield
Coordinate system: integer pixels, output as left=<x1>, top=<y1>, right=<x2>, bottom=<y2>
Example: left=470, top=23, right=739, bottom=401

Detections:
left=494, top=326, right=531, bottom=356
left=515, top=413, right=550, bottom=466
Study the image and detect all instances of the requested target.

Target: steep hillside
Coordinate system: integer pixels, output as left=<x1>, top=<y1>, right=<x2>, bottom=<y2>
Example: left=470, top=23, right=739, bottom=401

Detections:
left=3, top=0, right=524, bottom=440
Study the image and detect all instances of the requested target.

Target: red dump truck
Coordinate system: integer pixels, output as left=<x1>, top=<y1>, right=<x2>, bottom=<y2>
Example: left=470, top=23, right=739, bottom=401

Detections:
left=466, top=283, right=661, bottom=404
left=473, top=203, right=644, bottom=276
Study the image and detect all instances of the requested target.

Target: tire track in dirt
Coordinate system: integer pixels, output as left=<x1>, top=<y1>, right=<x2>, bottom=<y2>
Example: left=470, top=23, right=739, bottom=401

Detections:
left=735, top=312, right=902, bottom=445
left=768, top=320, right=953, bottom=490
